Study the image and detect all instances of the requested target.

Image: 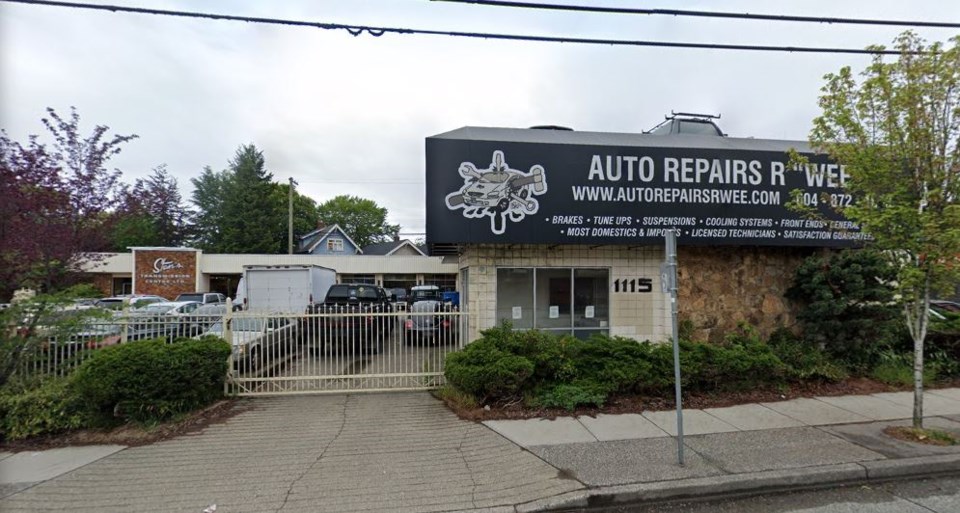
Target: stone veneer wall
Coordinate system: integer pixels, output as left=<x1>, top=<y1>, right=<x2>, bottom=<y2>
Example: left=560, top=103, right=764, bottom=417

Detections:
left=459, top=244, right=669, bottom=343
left=676, top=246, right=819, bottom=343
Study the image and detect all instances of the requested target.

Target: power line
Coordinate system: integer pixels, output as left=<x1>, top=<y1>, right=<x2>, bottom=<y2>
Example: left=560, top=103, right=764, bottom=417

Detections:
left=433, top=0, right=960, bottom=29
left=2, top=0, right=911, bottom=55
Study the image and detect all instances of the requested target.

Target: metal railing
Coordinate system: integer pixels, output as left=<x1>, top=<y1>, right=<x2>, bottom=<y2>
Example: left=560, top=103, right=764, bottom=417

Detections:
left=12, top=305, right=471, bottom=396
left=13, top=311, right=227, bottom=379
left=225, top=306, right=469, bottom=396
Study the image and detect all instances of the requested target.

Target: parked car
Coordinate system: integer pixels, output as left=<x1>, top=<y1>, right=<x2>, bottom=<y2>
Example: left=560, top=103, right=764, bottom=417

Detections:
left=175, top=292, right=227, bottom=305
left=199, top=315, right=297, bottom=370
left=96, top=294, right=168, bottom=310
left=192, top=303, right=228, bottom=332
left=931, top=300, right=960, bottom=315
left=32, top=305, right=119, bottom=352
left=129, top=301, right=202, bottom=339
left=403, top=285, right=457, bottom=345
left=389, top=288, right=409, bottom=304
left=304, top=283, right=395, bottom=354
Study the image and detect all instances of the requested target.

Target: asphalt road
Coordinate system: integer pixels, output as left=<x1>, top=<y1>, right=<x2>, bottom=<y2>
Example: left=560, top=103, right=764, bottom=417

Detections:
left=577, top=475, right=960, bottom=513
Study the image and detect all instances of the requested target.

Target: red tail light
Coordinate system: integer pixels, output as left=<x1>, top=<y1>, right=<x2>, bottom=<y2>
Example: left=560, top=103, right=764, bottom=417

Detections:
left=405, top=320, right=413, bottom=329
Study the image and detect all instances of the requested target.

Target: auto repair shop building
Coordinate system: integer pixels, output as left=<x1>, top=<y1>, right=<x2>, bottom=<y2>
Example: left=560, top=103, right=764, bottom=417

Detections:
left=425, top=125, right=863, bottom=343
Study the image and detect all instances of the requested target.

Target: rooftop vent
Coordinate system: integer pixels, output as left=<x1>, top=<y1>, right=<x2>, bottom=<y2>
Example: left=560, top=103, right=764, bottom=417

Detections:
left=645, top=111, right=725, bottom=136
left=528, top=125, right=573, bottom=131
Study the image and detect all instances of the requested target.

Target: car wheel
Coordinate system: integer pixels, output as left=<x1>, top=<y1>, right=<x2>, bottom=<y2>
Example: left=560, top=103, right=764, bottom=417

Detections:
left=495, top=198, right=509, bottom=213
left=519, top=188, right=529, bottom=199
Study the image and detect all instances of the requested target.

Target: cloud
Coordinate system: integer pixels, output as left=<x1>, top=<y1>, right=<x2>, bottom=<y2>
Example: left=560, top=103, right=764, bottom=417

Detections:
left=2, top=0, right=957, bottom=234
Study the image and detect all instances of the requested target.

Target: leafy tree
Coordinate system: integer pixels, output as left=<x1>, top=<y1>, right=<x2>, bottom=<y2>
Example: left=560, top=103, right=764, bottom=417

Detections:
left=113, top=164, right=188, bottom=249
left=0, top=108, right=135, bottom=299
left=41, top=107, right=137, bottom=247
left=809, top=32, right=960, bottom=428
left=316, top=195, right=400, bottom=249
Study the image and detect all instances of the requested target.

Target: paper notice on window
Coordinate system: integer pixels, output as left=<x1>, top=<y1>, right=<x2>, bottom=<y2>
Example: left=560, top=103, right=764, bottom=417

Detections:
left=512, top=306, right=522, bottom=319
left=585, top=306, right=595, bottom=318
left=549, top=306, right=559, bottom=319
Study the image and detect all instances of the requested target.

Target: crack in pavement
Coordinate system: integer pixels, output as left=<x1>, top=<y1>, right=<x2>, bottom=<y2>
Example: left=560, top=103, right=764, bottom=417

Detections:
left=455, top=426, right=480, bottom=510
left=274, top=395, right=351, bottom=513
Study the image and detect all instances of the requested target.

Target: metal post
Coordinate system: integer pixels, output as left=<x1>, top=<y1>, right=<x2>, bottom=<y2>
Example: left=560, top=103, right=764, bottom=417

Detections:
left=224, top=298, right=234, bottom=395
left=665, top=229, right=684, bottom=465
left=288, top=177, right=297, bottom=255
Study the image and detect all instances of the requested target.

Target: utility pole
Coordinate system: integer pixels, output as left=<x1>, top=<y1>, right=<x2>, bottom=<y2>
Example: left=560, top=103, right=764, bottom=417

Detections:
left=288, top=177, right=298, bottom=255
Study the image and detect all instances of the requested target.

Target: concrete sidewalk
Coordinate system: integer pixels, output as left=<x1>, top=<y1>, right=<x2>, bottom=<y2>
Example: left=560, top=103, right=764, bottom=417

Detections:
left=2, top=389, right=960, bottom=513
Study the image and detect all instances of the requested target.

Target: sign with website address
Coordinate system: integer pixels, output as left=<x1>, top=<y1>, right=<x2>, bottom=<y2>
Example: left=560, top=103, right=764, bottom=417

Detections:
left=425, top=133, right=867, bottom=247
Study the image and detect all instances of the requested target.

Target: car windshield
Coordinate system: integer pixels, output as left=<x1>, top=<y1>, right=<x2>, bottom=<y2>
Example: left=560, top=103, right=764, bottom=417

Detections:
left=96, top=299, right=125, bottom=310
left=411, top=289, right=441, bottom=301
left=195, top=305, right=226, bottom=316
left=479, top=170, right=509, bottom=183
left=140, top=304, right=177, bottom=314
left=326, top=285, right=378, bottom=300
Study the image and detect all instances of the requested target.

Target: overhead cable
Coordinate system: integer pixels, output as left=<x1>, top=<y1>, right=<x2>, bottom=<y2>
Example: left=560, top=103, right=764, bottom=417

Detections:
left=1, top=0, right=914, bottom=54
left=433, top=0, right=960, bottom=29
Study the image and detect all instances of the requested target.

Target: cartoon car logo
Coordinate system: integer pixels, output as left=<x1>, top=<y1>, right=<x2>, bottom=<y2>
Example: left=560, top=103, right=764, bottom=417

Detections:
left=445, top=150, right=547, bottom=235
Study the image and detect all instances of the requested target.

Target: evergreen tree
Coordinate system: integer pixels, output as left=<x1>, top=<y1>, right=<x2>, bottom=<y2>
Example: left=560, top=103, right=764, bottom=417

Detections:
left=219, top=145, right=282, bottom=253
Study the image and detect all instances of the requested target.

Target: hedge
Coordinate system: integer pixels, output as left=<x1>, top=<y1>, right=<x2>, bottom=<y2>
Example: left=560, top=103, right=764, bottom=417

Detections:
left=443, top=324, right=827, bottom=410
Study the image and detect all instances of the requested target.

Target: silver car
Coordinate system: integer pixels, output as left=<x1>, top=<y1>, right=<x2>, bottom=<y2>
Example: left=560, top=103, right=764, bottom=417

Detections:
left=201, top=316, right=297, bottom=370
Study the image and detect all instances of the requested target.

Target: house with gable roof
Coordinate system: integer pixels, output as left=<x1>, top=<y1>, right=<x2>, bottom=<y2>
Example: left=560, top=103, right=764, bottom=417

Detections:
left=360, top=239, right=426, bottom=257
left=297, top=224, right=362, bottom=255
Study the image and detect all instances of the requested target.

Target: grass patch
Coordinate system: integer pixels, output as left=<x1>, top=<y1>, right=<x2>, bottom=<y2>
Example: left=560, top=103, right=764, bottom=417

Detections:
left=433, top=385, right=479, bottom=418
left=883, top=426, right=959, bottom=446
left=870, top=357, right=936, bottom=387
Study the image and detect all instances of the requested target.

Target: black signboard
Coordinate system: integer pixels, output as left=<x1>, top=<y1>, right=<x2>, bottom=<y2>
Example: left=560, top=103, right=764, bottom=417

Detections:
left=425, top=129, right=867, bottom=247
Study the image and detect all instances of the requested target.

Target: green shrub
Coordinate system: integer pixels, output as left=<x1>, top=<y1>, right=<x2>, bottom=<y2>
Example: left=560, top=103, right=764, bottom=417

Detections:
left=787, top=249, right=903, bottom=368
left=767, top=328, right=848, bottom=382
left=71, top=336, right=231, bottom=425
left=870, top=351, right=936, bottom=387
left=444, top=341, right=534, bottom=402
left=0, top=377, right=87, bottom=441
left=532, top=381, right=609, bottom=410
left=446, top=323, right=797, bottom=408
left=572, top=335, right=655, bottom=393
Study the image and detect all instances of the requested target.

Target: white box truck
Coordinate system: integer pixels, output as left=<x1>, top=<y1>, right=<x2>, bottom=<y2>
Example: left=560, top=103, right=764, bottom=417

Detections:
left=238, top=264, right=337, bottom=312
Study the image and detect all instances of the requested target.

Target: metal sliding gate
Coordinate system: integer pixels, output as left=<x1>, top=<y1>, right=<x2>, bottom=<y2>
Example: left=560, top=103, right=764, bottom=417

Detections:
left=223, top=307, right=470, bottom=396
left=12, top=305, right=469, bottom=396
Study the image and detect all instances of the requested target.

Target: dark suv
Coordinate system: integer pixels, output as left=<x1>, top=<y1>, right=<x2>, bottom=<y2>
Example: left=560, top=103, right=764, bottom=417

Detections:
left=304, top=283, right=394, bottom=354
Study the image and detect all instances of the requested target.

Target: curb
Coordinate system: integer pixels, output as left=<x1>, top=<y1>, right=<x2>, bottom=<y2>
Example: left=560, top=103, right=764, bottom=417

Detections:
left=517, top=454, right=960, bottom=512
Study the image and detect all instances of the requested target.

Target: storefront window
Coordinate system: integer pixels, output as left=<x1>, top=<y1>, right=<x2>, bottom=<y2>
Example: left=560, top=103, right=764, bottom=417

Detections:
left=497, top=267, right=609, bottom=336
left=536, top=268, right=571, bottom=332
left=573, top=268, right=610, bottom=339
left=496, top=268, right=534, bottom=330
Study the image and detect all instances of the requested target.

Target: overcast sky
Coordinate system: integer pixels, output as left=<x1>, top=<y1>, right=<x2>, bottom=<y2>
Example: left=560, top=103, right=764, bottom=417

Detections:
left=2, top=0, right=958, bottom=235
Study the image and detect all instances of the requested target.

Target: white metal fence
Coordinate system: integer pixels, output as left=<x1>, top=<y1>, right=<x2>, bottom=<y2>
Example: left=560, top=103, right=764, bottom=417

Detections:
left=13, top=305, right=470, bottom=396
left=225, top=306, right=469, bottom=396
